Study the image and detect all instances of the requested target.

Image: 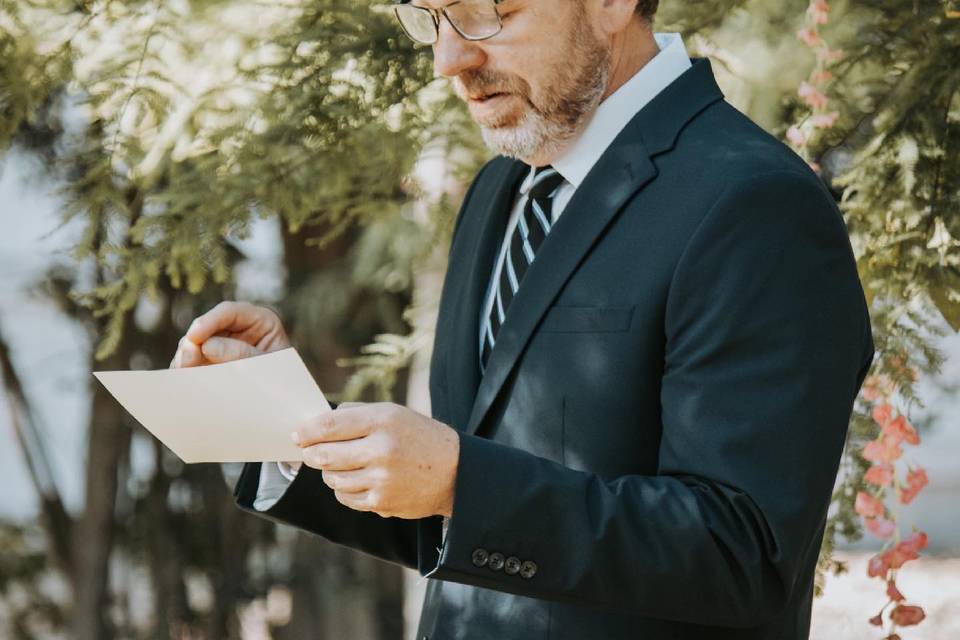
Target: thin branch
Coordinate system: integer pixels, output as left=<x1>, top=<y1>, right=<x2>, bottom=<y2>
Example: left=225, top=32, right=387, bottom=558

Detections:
left=0, top=322, right=74, bottom=581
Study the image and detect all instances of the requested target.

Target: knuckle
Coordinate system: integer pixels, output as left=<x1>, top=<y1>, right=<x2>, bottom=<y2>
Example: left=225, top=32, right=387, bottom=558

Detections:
left=306, top=447, right=326, bottom=468
left=382, top=403, right=401, bottom=423
left=262, top=304, right=282, bottom=323
left=321, top=470, right=337, bottom=489
left=320, top=413, right=336, bottom=432
left=367, top=441, right=387, bottom=463
left=379, top=436, right=399, bottom=460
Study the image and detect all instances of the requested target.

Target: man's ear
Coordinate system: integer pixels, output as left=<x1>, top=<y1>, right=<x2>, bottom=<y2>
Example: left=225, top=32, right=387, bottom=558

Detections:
left=594, top=0, right=639, bottom=37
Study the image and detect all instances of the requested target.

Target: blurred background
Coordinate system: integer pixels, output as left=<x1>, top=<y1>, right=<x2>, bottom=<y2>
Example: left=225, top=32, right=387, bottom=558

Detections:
left=1, top=0, right=958, bottom=638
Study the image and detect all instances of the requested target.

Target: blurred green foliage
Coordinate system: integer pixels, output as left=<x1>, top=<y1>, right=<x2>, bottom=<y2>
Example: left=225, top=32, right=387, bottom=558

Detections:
left=0, top=0, right=958, bottom=637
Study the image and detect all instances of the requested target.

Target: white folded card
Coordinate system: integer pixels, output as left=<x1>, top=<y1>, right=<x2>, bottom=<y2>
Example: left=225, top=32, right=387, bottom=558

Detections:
left=93, top=347, right=330, bottom=463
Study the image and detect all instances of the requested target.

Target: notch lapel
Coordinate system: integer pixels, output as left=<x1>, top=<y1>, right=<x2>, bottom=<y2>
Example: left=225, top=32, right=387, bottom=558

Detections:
left=442, top=158, right=528, bottom=432
left=462, top=57, right=725, bottom=437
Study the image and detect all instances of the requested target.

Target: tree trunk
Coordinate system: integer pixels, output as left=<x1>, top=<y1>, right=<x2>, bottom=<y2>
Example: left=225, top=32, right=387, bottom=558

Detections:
left=71, top=344, right=132, bottom=640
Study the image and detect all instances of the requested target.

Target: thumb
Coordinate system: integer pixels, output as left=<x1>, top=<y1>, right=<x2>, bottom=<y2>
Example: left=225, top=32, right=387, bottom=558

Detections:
left=335, top=402, right=365, bottom=410
left=201, top=336, right=261, bottom=363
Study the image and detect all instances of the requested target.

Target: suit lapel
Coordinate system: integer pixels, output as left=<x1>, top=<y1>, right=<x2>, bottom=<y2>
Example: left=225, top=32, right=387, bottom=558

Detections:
left=443, top=158, right=528, bottom=432
left=463, top=57, right=725, bottom=437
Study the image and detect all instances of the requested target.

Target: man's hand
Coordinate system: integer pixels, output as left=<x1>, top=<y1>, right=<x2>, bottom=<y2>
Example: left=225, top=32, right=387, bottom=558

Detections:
left=296, top=402, right=460, bottom=520
left=169, top=300, right=291, bottom=368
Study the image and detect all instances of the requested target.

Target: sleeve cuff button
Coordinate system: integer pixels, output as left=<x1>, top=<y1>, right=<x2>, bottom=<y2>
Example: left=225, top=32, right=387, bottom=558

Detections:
left=519, top=560, right=537, bottom=579
left=471, top=548, right=489, bottom=567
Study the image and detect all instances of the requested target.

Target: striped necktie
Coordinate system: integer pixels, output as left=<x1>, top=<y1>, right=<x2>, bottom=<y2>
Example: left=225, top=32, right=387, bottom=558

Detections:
left=480, top=165, right=566, bottom=373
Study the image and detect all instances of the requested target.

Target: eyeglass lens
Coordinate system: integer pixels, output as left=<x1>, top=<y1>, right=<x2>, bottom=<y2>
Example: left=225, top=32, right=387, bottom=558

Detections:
left=395, top=0, right=501, bottom=44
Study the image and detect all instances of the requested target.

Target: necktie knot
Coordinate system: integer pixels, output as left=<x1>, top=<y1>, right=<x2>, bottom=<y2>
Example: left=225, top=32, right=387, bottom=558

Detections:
left=528, top=165, right=565, bottom=201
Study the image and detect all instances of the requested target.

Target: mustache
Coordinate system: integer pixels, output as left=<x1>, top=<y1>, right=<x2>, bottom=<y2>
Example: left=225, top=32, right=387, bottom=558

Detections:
left=454, top=68, right=528, bottom=100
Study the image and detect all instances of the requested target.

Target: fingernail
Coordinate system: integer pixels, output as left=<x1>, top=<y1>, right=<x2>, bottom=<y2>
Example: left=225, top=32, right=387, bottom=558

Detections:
left=290, top=431, right=300, bottom=445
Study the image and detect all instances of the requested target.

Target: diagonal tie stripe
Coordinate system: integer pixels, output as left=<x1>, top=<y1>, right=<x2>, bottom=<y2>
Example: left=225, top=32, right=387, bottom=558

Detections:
left=480, top=165, right=566, bottom=373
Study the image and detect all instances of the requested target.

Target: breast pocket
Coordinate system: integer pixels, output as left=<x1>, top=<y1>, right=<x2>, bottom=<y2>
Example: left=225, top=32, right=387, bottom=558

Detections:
left=538, top=305, right=635, bottom=333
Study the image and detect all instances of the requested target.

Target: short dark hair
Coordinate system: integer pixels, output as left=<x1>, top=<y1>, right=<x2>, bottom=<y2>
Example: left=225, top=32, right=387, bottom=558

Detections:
left=635, top=0, right=659, bottom=22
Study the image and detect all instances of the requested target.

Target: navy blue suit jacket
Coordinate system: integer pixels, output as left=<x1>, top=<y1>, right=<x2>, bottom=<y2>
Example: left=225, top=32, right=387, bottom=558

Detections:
left=235, top=57, right=875, bottom=639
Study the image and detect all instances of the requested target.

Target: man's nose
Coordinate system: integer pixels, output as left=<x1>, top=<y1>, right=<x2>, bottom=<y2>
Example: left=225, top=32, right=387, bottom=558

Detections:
left=432, top=18, right=485, bottom=78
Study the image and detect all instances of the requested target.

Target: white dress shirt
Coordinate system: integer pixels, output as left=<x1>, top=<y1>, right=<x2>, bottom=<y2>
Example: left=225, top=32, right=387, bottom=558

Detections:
left=254, top=33, right=692, bottom=520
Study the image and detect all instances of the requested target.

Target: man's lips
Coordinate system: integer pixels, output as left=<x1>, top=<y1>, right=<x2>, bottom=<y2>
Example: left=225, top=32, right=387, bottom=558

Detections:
left=468, top=91, right=509, bottom=101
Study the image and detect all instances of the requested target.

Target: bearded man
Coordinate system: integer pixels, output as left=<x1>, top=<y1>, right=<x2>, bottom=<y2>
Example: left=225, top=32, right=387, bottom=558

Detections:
left=171, top=0, right=875, bottom=637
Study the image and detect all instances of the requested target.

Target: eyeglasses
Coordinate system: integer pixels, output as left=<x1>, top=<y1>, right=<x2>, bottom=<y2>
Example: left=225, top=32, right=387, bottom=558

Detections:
left=393, top=0, right=505, bottom=45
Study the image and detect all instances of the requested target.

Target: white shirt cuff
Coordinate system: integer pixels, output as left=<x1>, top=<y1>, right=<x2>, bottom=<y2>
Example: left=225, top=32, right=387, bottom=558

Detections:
left=252, top=461, right=300, bottom=511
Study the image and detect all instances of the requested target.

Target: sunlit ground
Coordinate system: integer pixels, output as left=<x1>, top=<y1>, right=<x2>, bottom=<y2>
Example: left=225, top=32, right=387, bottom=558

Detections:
left=810, top=552, right=960, bottom=640
left=237, top=552, right=960, bottom=639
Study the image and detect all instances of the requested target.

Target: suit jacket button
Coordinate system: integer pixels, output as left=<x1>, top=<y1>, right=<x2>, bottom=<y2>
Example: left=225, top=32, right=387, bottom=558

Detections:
left=471, top=548, right=489, bottom=567
left=519, top=560, right=537, bottom=579
left=504, top=556, right=521, bottom=575
left=488, top=552, right=505, bottom=571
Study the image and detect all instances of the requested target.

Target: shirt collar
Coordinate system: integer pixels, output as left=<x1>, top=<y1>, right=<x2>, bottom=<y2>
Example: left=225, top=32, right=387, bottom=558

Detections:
left=519, top=32, right=691, bottom=194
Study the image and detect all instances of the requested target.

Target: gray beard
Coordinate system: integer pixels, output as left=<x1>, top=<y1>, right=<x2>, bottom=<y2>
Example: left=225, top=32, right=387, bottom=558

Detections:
left=478, top=55, right=610, bottom=161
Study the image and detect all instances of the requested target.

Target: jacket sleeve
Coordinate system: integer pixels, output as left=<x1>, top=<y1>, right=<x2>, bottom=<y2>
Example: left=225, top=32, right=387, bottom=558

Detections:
left=232, top=159, right=501, bottom=570
left=234, top=460, right=423, bottom=570
left=421, top=170, right=876, bottom=627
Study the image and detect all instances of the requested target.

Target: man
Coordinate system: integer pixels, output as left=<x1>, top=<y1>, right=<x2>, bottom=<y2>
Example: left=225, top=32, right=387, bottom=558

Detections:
left=170, top=0, right=876, bottom=637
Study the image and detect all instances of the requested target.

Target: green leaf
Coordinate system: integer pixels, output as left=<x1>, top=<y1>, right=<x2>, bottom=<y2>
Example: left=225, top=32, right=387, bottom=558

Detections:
left=929, top=267, right=960, bottom=332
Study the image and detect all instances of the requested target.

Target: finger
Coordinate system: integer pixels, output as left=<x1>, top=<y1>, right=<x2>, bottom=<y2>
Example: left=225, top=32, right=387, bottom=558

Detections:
left=297, top=407, right=375, bottom=446
left=186, top=301, right=264, bottom=345
left=170, top=337, right=206, bottom=369
left=321, top=469, right=372, bottom=493
left=333, top=489, right=375, bottom=512
left=200, top=336, right=260, bottom=363
left=301, top=440, right=369, bottom=471
left=336, top=402, right=365, bottom=410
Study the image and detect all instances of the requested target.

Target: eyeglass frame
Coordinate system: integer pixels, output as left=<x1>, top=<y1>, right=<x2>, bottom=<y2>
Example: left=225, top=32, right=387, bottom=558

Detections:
left=391, top=0, right=507, bottom=45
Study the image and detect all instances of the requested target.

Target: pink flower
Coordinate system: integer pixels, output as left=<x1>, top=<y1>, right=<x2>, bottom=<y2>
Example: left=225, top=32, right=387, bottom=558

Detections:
left=881, top=532, right=927, bottom=570
left=872, top=402, right=894, bottom=428
left=864, top=517, right=896, bottom=539
left=862, top=374, right=897, bottom=400
left=810, top=69, right=833, bottom=84
left=900, top=468, right=928, bottom=505
left=810, top=111, right=839, bottom=128
left=808, top=0, right=830, bottom=24
left=863, top=434, right=903, bottom=464
left=855, top=491, right=885, bottom=518
left=886, top=580, right=905, bottom=602
left=882, top=545, right=918, bottom=570
left=884, top=415, right=920, bottom=446
left=890, top=604, right=926, bottom=626
left=902, top=530, right=929, bottom=553
left=816, top=47, right=844, bottom=64
left=797, top=27, right=821, bottom=47
left=865, top=464, right=894, bottom=487
left=787, top=126, right=807, bottom=146
left=798, top=82, right=829, bottom=109
left=867, top=554, right=888, bottom=578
